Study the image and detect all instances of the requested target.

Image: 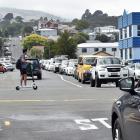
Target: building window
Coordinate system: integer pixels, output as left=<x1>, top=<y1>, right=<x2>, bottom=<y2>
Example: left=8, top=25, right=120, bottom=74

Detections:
left=137, top=25, right=140, bottom=36
left=102, top=48, right=106, bottom=52
left=112, top=48, right=117, bottom=52
left=124, top=28, right=127, bottom=38
left=125, top=48, right=128, bottom=59
left=94, top=48, right=99, bottom=52
left=82, top=48, right=87, bottom=53
left=120, top=29, right=123, bottom=39
left=120, top=49, right=123, bottom=59
left=129, top=48, right=132, bottom=59
left=129, top=25, right=132, bottom=37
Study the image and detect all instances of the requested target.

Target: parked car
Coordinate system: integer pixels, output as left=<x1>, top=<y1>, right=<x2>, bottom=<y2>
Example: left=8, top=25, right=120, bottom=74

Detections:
left=52, top=59, right=62, bottom=73
left=65, top=60, right=78, bottom=76
left=111, top=77, right=140, bottom=140
left=77, top=55, right=97, bottom=83
left=0, top=63, right=6, bottom=73
left=44, top=60, right=51, bottom=70
left=0, top=57, right=11, bottom=63
left=59, top=60, right=69, bottom=74
left=26, top=58, right=42, bottom=80
left=127, top=63, right=140, bottom=80
left=2, top=62, right=15, bottom=71
left=90, top=56, right=128, bottom=87
left=48, top=59, right=55, bottom=71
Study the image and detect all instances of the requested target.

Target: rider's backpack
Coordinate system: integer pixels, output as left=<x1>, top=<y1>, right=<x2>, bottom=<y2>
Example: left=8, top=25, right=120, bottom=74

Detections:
left=16, top=59, right=21, bottom=69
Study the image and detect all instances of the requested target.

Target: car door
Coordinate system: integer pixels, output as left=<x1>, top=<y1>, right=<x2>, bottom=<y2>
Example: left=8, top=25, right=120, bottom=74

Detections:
left=128, top=64, right=135, bottom=77
left=123, top=92, right=140, bottom=140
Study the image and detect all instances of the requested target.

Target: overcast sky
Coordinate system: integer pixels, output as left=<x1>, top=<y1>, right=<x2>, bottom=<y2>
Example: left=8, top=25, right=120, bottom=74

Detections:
left=0, top=0, right=140, bottom=19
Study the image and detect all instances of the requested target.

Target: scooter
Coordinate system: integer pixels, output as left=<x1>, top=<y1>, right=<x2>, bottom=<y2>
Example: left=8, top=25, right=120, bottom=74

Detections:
left=16, top=62, right=38, bottom=91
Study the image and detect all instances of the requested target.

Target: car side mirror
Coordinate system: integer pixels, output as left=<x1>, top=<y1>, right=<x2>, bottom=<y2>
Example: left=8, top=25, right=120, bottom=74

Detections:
left=119, top=77, right=134, bottom=92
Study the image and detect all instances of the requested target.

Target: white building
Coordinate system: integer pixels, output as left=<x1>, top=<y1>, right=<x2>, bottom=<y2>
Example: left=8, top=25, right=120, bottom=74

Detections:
left=77, top=42, right=119, bottom=57
left=36, top=28, right=57, bottom=37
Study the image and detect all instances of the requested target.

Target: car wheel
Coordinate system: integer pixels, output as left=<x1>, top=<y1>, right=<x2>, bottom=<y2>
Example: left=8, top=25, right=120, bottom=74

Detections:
left=113, top=119, right=123, bottom=140
left=116, top=81, right=119, bottom=87
left=90, top=76, right=95, bottom=87
left=95, top=74, right=101, bottom=87
left=37, top=74, right=42, bottom=80
left=81, top=75, right=85, bottom=84
left=78, top=75, right=81, bottom=82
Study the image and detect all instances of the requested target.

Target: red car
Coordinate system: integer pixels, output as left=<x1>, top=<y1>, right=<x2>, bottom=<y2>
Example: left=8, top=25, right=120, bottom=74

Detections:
left=0, top=63, right=6, bottom=73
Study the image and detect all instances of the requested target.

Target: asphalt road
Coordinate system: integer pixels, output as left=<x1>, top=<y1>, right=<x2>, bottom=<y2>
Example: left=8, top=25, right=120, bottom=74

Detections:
left=0, top=70, right=124, bottom=140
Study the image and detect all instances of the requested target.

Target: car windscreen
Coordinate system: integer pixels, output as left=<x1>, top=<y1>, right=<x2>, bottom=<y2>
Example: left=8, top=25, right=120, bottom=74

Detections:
left=98, top=58, right=121, bottom=65
left=83, top=57, right=96, bottom=65
left=55, top=59, right=62, bottom=63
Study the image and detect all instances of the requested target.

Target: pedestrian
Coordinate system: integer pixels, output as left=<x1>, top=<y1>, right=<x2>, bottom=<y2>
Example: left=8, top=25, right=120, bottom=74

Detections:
left=20, top=48, right=28, bottom=87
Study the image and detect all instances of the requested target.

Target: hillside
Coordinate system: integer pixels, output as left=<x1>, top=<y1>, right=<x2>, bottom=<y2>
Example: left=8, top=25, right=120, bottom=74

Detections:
left=0, top=7, right=64, bottom=21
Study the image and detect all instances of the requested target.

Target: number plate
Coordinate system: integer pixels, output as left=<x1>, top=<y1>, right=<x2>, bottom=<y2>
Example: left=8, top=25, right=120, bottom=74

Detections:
left=111, top=73, right=118, bottom=75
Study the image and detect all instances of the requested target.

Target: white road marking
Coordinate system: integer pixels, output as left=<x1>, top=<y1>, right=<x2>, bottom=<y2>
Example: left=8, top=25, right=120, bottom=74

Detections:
left=75, top=118, right=111, bottom=131
left=0, top=98, right=116, bottom=103
left=75, top=119, right=98, bottom=130
left=58, top=75, right=82, bottom=88
left=91, top=118, right=111, bottom=129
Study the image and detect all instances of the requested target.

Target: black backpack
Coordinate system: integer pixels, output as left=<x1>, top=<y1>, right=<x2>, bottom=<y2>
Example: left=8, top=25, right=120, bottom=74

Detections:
left=16, top=59, right=21, bottom=69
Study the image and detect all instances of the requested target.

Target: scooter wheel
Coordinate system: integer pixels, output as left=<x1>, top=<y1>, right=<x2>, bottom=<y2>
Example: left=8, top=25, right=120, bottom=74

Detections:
left=33, top=85, right=38, bottom=90
left=16, top=86, right=20, bottom=90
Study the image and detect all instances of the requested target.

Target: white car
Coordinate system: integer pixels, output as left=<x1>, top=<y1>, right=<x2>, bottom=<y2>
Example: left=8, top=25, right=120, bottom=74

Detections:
left=44, top=60, right=51, bottom=70
left=65, top=60, right=78, bottom=76
left=59, top=60, right=69, bottom=74
left=128, top=63, right=140, bottom=80
left=2, top=62, right=15, bottom=71
left=0, top=57, right=11, bottom=63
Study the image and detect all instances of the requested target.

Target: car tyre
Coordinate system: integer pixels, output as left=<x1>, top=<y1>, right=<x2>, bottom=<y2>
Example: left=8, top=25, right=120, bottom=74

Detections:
left=90, top=76, right=95, bottom=87
left=113, top=119, right=123, bottom=140
left=95, top=74, right=101, bottom=87
left=116, top=81, right=119, bottom=87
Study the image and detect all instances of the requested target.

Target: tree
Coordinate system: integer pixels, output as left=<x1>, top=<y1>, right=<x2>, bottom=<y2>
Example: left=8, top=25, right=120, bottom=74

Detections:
left=0, top=37, right=4, bottom=56
left=56, top=31, right=77, bottom=58
left=15, top=16, right=24, bottom=23
left=30, top=47, right=43, bottom=59
left=3, top=13, right=14, bottom=21
left=22, top=26, right=33, bottom=36
left=75, top=20, right=89, bottom=30
left=82, top=9, right=92, bottom=20
left=95, top=34, right=110, bottom=42
left=22, top=34, right=48, bottom=50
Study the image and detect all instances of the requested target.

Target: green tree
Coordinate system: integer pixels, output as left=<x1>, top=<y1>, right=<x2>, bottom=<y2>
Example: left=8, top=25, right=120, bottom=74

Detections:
left=56, top=31, right=77, bottom=58
left=15, top=16, right=24, bottom=23
left=0, top=37, right=4, bottom=56
left=22, top=34, right=48, bottom=50
left=22, top=26, right=33, bottom=36
left=3, top=13, right=14, bottom=21
left=95, top=34, right=110, bottom=42
left=75, top=20, right=89, bottom=30
left=44, top=40, right=57, bottom=59
left=30, top=47, right=43, bottom=59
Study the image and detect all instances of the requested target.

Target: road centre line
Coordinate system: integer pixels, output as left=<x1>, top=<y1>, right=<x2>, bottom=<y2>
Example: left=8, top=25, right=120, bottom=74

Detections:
left=0, top=99, right=116, bottom=103
left=58, top=75, right=82, bottom=88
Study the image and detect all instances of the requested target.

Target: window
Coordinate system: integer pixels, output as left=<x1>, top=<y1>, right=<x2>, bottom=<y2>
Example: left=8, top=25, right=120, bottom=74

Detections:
left=102, top=48, right=106, bottom=52
left=124, top=28, right=127, bottom=38
left=129, top=25, right=132, bottom=37
left=112, top=48, right=117, bottom=52
left=137, top=25, right=140, bottom=36
left=120, top=29, right=123, bottom=39
left=94, top=48, right=99, bottom=52
left=129, top=48, right=132, bottom=59
left=125, top=48, right=128, bottom=59
left=120, top=49, right=123, bottom=59
left=82, top=48, right=87, bottom=53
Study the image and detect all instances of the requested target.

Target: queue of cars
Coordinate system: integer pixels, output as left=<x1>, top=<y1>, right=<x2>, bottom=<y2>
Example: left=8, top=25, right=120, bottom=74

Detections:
left=0, top=57, right=15, bottom=73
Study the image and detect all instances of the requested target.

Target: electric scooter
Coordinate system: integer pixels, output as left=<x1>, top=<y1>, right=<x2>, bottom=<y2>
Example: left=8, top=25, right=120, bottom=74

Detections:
left=16, top=62, right=38, bottom=90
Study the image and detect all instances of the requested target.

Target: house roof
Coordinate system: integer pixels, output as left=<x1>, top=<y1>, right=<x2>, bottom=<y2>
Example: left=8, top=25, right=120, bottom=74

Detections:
left=77, top=42, right=118, bottom=48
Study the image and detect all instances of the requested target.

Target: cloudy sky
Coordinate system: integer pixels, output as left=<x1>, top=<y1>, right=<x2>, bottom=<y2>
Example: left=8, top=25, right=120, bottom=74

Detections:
left=0, top=0, right=139, bottom=19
